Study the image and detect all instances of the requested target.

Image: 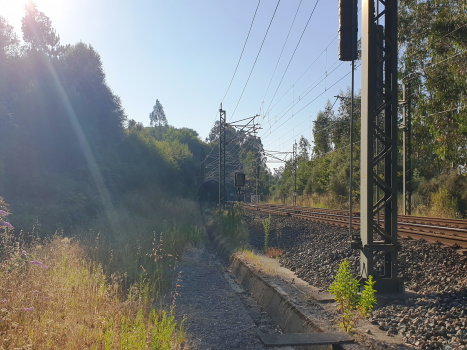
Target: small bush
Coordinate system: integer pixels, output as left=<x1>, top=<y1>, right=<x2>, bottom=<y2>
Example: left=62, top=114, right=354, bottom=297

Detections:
left=262, top=215, right=271, bottom=251
left=329, top=259, right=377, bottom=333
left=215, top=204, right=248, bottom=248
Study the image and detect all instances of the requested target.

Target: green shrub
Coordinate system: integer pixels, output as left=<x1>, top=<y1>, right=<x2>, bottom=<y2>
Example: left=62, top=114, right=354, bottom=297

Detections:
left=262, top=215, right=271, bottom=251
left=329, top=259, right=377, bottom=333
left=215, top=204, right=248, bottom=248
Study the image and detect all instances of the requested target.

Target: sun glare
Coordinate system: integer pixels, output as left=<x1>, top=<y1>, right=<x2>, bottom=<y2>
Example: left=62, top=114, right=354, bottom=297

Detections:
left=1, top=0, right=68, bottom=31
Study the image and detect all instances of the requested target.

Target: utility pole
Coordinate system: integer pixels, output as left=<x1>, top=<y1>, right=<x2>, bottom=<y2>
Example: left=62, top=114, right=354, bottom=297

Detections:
left=402, top=85, right=407, bottom=216
left=349, top=0, right=356, bottom=238
left=255, top=141, right=260, bottom=198
left=201, top=146, right=205, bottom=204
left=219, top=105, right=226, bottom=209
left=401, top=84, right=412, bottom=216
left=293, top=141, right=297, bottom=206
left=356, top=0, right=402, bottom=292
left=407, top=89, right=412, bottom=215
left=339, top=0, right=358, bottom=239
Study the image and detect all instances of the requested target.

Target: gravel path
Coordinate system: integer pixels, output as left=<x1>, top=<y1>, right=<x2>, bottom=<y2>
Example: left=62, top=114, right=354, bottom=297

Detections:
left=172, top=242, right=293, bottom=350
left=243, top=210, right=467, bottom=350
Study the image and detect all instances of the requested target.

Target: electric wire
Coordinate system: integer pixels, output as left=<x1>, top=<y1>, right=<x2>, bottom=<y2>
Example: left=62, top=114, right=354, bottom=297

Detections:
left=259, top=0, right=303, bottom=117
left=260, top=59, right=344, bottom=137
left=221, top=0, right=262, bottom=103
left=263, top=0, right=321, bottom=117
left=229, top=0, right=282, bottom=122
left=262, top=63, right=360, bottom=140
left=262, top=35, right=339, bottom=120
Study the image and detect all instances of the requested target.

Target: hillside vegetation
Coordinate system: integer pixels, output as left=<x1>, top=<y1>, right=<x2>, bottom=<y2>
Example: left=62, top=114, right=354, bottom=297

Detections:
left=0, top=5, right=210, bottom=348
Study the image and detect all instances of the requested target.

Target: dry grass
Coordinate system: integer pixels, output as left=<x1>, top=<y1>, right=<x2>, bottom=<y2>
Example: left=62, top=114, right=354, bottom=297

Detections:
left=265, top=247, right=284, bottom=259
left=236, top=249, right=276, bottom=276
left=0, top=232, right=185, bottom=349
left=268, top=193, right=357, bottom=211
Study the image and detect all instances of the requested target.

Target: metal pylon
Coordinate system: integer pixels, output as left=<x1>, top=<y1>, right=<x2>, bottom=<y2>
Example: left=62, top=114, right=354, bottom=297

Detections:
left=219, top=107, right=226, bottom=208
left=358, top=0, right=402, bottom=292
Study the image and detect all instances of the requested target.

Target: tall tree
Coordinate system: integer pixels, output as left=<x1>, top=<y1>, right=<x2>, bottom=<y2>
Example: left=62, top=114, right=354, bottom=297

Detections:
left=21, top=3, right=60, bottom=55
left=312, top=100, right=334, bottom=157
left=0, top=17, right=19, bottom=57
left=298, top=135, right=310, bottom=161
left=149, top=99, right=167, bottom=127
left=399, top=0, right=467, bottom=168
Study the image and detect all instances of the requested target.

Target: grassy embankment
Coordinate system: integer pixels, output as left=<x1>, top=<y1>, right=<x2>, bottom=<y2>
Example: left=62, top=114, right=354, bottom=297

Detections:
left=0, top=195, right=203, bottom=349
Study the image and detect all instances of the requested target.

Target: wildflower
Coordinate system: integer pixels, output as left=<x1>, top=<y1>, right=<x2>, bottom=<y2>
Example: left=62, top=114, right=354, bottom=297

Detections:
left=43, top=297, right=50, bottom=301
left=1, top=299, right=6, bottom=303
left=22, top=250, right=27, bottom=255
left=32, top=290, right=40, bottom=295
left=0, top=210, right=8, bottom=216
left=29, top=261, right=48, bottom=268
left=20, top=307, right=34, bottom=312
left=1, top=222, right=13, bottom=228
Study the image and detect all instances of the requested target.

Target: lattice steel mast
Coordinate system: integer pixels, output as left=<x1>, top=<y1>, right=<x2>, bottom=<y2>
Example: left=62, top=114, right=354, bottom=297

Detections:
left=357, top=0, right=402, bottom=292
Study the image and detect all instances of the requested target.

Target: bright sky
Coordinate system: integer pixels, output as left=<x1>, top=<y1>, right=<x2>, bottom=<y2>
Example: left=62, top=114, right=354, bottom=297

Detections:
left=1, top=0, right=362, bottom=168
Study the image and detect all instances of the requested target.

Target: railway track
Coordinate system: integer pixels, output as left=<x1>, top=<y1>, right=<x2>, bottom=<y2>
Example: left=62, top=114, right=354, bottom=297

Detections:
left=240, top=202, right=467, bottom=249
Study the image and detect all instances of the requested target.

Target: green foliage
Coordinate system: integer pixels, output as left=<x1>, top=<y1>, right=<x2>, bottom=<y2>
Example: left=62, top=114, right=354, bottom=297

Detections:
left=22, top=3, right=60, bottom=55
left=150, top=99, right=168, bottom=127
left=399, top=0, right=467, bottom=168
left=329, top=260, right=377, bottom=333
left=262, top=214, right=271, bottom=251
left=104, top=308, right=183, bottom=349
left=215, top=204, right=248, bottom=248
left=0, top=10, right=211, bottom=233
left=358, top=276, right=377, bottom=318
left=150, top=308, right=183, bottom=350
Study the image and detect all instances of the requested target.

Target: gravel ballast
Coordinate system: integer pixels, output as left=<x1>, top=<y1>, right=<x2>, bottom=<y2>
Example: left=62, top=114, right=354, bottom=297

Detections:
left=243, top=210, right=467, bottom=350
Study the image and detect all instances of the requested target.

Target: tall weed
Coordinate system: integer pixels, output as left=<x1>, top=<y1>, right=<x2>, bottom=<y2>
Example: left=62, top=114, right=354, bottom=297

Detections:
left=0, top=232, right=185, bottom=349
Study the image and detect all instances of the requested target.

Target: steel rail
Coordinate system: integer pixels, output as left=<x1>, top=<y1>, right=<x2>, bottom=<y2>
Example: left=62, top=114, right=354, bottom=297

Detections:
left=239, top=202, right=467, bottom=248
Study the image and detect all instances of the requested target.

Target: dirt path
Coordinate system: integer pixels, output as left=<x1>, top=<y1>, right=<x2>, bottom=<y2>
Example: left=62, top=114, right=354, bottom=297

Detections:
left=172, top=243, right=293, bottom=350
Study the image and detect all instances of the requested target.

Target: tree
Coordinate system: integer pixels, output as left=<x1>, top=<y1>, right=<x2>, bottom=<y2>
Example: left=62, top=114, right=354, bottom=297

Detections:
left=149, top=99, right=167, bottom=127
left=399, top=0, right=467, bottom=168
left=298, top=135, right=310, bottom=161
left=313, top=100, right=334, bottom=157
left=22, top=3, right=60, bottom=55
left=0, top=17, right=19, bottom=57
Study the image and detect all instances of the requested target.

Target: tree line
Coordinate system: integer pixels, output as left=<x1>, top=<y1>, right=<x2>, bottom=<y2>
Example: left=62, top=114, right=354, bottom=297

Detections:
left=270, top=1, right=467, bottom=217
left=0, top=4, right=211, bottom=233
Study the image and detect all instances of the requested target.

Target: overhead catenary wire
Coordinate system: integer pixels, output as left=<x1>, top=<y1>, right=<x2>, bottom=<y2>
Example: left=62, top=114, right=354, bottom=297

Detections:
left=262, top=63, right=360, bottom=140
left=262, top=35, right=339, bottom=120
left=259, top=0, right=304, bottom=116
left=221, top=0, right=262, bottom=103
left=229, top=0, right=282, bottom=122
left=404, top=22, right=467, bottom=59
left=265, top=84, right=362, bottom=153
left=402, top=49, right=467, bottom=83
left=263, top=0, right=321, bottom=117
left=260, top=59, right=345, bottom=136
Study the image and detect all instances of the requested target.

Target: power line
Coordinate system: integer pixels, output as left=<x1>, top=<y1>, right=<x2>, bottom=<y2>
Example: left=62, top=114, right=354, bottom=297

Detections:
left=403, top=49, right=467, bottom=83
left=229, top=0, right=282, bottom=121
left=261, top=59, right=344, bottom=136
left=265, top=84, right=362, bottom=153
left=221, top=0, right=262, bottom=103
left=404, top=23, right=467, bottom=59
left=262, top=35, right=339, bottom=119
left=264, top=0, right=321, bottom=117
left=262, top=63, right=360, bottom=140
left=259, top=0, right=303, bottom=116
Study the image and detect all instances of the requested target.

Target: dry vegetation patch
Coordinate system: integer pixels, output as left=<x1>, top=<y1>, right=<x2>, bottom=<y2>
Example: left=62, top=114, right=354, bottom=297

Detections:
left=0, top=234, right=185, bottom=349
